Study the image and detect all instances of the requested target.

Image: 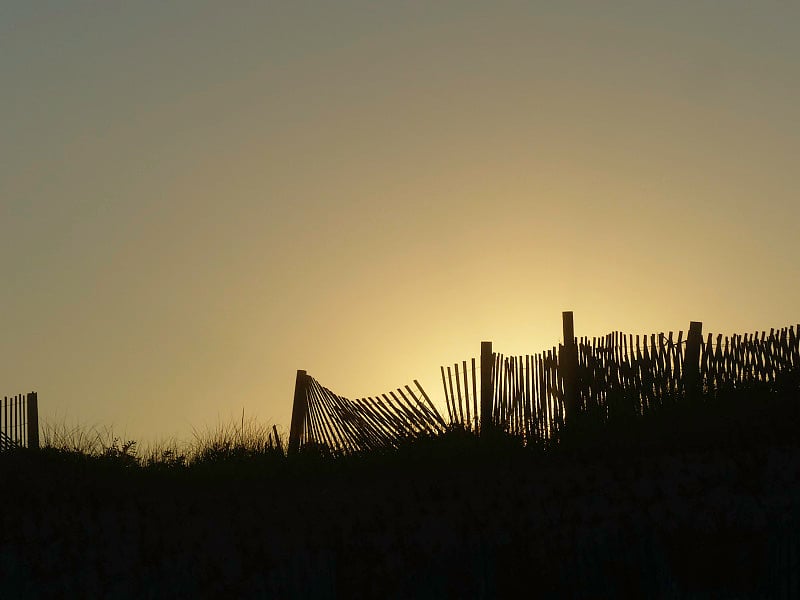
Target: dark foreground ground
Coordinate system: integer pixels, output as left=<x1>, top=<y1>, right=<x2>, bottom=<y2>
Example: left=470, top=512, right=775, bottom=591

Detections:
left=3, top=389, right=800, bottom=598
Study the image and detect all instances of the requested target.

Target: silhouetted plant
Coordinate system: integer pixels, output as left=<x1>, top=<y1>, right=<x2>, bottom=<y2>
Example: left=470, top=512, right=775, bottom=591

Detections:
left=99, top=437, right=139, bottom=468
left=187, top=413, right=286, bottom=473
left=144, top=447, right=187, bottom=470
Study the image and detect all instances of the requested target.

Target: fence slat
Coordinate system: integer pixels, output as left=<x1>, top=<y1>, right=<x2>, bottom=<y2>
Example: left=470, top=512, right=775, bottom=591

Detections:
left=461, top=360, right=471, bottom=430
left=480, top=341, right=493, bottom=434
left=412, top=380, right=448, bottom=430
left=441, top=366, right=454, bottom=425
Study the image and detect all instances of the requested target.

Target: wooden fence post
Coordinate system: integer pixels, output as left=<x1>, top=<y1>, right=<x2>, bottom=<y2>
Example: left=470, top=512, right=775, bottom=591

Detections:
left=480, top=341, right=493, bottom=434
left=288, top=370, right=308, bottom=455
left=26, top=391, right=39, bottom=450
left=684, top=321, right=703, bottom=400
left=559, top=311, right=579, bottom=423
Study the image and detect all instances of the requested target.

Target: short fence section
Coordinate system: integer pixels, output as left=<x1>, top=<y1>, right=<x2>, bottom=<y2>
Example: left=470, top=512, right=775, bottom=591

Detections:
left=289, top=373, right=445, bottom=455
left=1, top=392, right=39, bottom=452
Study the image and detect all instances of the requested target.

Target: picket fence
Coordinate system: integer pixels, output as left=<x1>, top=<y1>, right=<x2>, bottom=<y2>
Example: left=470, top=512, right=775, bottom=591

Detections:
left=1, top=392, right=39, bottom=452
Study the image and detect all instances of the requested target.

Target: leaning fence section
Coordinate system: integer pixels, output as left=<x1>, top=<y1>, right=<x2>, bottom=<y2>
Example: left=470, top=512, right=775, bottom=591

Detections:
left=288, top=371, right=445, bottom=455
left=1, top=392, right=39, bottom=452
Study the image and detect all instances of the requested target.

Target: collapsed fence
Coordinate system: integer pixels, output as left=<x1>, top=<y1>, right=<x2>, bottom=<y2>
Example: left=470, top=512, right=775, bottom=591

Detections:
left=289, top=314, right=800, bottom=454
left=1, top=392, right=39, bottom=452
left=288, top=372, right=446, bottom=454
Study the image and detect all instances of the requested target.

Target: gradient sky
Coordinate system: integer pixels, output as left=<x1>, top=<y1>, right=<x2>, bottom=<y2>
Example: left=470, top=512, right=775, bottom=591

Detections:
left=2, top=1, right=798, bottom=445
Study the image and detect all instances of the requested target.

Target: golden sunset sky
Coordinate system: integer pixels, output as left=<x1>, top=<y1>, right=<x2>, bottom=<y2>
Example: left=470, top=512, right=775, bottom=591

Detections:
left=2, top=2, right=798, bottom=444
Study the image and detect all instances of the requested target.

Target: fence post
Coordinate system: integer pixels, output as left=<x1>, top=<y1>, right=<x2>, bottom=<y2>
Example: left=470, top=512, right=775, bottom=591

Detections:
left=26, top=392, right=39, bottom=450
left=288, top=370, right=308, bottom=455
left=480, top=341, right=493, bottom=434
left=684, top=321, right=703, bottom=400
left=559, top=311, right=579, bottom=423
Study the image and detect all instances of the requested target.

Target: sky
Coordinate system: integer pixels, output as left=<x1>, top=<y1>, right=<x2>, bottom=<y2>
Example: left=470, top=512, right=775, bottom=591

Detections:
left=2, top=1, right=798, bottom=445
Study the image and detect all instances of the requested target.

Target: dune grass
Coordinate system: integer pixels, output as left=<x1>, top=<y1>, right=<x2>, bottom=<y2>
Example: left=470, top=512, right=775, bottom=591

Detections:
left=30, top=412, right=287, bottom=471
left=5, top=368, right=797, bottom=476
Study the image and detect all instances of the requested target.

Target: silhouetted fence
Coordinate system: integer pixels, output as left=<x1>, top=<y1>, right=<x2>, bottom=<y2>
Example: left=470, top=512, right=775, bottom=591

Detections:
left=442, top=314, right=800, bottom=443
left=289, top=314, right=800, bottom=452
left=1, top=392, right=39, bottom=452
left=288, top=372, right=445, bottom=454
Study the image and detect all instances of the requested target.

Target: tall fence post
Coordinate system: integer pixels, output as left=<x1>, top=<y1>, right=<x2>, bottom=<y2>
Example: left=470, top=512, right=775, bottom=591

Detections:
left=480, top=341, right=493, bottom=434
left=684, top=321, right=703, bottom=400
left=559, top=311, right=579, bottom=423
left=26, top=392, right=39, bottom=450
left=288, top=370, right=308, bottom=456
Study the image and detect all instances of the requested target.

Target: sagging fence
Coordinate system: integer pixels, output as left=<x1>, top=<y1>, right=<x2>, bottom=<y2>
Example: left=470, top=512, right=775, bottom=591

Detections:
left=1, top=392, right=39, bottom=452
left=287, top=371, right=446, bottom=455
left=289, top=314, right=800, bottom=454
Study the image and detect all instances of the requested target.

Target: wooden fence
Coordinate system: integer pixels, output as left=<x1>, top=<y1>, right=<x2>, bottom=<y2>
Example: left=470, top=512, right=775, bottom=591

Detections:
left=1, top=392, right=39, bottom=452
left=288, top=372, right=445, bottom=454
left=289, top=314, right=800, bottom=453
left=442, top=314, right=800, bottom=443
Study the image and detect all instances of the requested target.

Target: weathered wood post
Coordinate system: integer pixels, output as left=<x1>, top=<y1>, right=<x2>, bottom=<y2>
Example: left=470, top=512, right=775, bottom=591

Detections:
left=559, top=311, right=579, bottom=423
left=480, top=341, right=493, bottom=434
left=288, top=370, right=308, bottom=455
left=684, top=321, right=703, bottom=401
left=26, top=391, right=39, bottom=450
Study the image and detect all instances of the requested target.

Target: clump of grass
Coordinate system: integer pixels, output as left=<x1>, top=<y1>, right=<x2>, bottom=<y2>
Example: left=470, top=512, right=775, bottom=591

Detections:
left=40, top=418, right=118, bottom=455
left=34, top=411, right=286, bottom=471
left=140, top=438, right=188, bottom=470
left=187, top=410, right=285, bottom=467
left=39, top=418, right=139, bottom=466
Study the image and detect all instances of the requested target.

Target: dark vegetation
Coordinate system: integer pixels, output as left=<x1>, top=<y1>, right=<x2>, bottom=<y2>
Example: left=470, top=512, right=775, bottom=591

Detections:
left=2, top=372, right=800, bottom=598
